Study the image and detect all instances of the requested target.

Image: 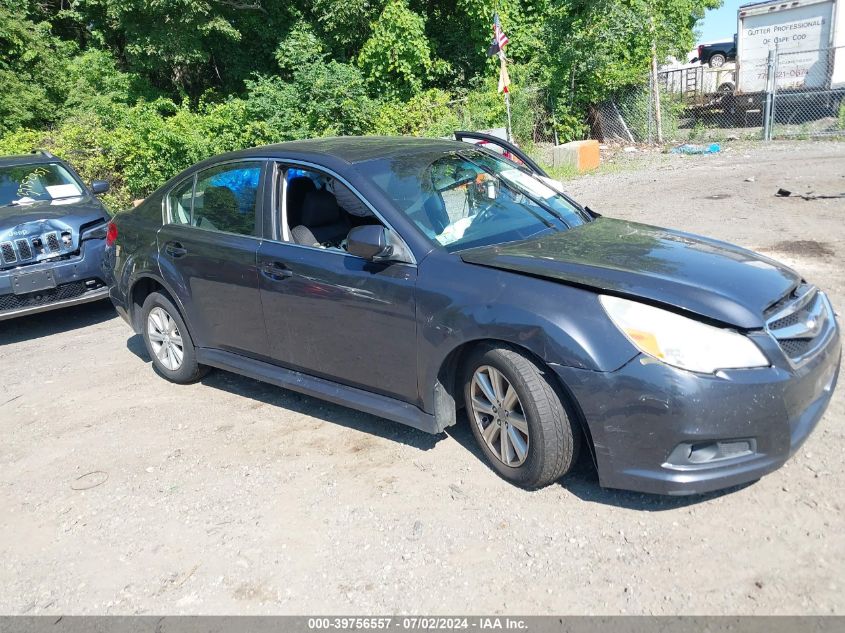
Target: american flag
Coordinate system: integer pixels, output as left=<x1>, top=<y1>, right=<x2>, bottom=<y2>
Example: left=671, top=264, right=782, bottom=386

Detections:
left=486, top=13, right=509, bottom=57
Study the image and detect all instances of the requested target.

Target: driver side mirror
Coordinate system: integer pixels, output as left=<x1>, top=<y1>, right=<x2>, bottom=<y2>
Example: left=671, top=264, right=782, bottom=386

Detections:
left=90, top=180, right=110, bottom=196
left=347, top=225, right=394, bottom=261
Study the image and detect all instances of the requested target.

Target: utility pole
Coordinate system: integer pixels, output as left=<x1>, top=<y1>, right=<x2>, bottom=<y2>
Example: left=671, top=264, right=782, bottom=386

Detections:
left=650, top=16, right=663, bottom=144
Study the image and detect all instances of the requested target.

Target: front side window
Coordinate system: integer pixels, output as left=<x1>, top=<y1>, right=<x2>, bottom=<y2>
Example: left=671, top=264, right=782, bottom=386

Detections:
left=364, top=149, right=590, bottom=253
left=281, top=165, right=383, bottom=251
left=191, top=162, right=262, bottom=236
left=0, top=163, right=84, bottom=207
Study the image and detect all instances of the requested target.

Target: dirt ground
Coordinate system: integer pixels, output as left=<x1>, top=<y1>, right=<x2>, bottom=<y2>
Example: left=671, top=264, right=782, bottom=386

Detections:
left=1, top=140, right=843, bottom=615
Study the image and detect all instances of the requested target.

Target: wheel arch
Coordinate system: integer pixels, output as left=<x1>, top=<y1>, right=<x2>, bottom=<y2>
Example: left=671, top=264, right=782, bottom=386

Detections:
left=433, top=337, right=596, bottom=466
left=128, top=274, right=189, bottom=334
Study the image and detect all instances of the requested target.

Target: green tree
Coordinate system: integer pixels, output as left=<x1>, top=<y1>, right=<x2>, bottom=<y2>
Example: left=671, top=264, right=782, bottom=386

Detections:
left=544, top=0, right=721, bottom=109
left=76, top=0, right=299, bottom=98
left=310, top=0, right=386, bottom=59
left=0, top=4, right=74, bottom=133
left=358, top=0, right=438, bottom=100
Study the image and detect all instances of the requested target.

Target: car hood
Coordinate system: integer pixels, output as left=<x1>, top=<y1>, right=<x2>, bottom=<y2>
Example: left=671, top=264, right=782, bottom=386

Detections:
left=0, top=196, right=108, bottom=230
left=0, top=196, right=109, bottom=268
left=460, top=218, right=801, bottom=329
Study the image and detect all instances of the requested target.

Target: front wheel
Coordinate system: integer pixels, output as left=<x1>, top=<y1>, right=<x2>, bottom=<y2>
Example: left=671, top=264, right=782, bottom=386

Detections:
left=463, top=345, right=580, bottom=489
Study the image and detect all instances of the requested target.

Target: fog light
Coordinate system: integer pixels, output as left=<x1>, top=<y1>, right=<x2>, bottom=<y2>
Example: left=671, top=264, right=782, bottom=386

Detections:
left=665, top=439, right=756, bottom=468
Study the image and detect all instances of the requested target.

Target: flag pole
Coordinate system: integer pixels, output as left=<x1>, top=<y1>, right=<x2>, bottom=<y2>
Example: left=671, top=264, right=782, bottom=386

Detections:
left=490, top=12, right=512, bottom=143
left=500, top=50, right=512, bottom=143
left=504, top=90, right=513, bottom=143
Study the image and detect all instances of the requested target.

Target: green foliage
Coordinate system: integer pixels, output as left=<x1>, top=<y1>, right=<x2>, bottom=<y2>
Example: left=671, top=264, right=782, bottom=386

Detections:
left=1, top=0, right=722, bottom=209
left=553, top=110, right=589, bottom=143
left=0, top=5, right=75, bottom=133
left=544, top=0, right=720, bottom=110
left=838, top=102, right=845, bottom=130
left=311, top=0, right=385, bottom=58
left=358, top=0, right=437, bottom=100
left=275, top=23, right=328, bottom=76
left=373, top=89, right=460, bottom=137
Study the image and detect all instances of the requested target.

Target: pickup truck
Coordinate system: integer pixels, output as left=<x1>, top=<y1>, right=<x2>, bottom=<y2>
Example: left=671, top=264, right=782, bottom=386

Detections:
left=694, top=36, right=737, bottom=67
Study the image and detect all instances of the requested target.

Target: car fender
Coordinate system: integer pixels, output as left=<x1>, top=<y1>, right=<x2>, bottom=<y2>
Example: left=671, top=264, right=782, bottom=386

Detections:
left=415, top=254, right=638, bottom=414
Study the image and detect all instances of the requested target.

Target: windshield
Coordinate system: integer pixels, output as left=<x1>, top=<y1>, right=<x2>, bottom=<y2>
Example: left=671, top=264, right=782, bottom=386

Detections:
left=364, top=149, right=589, bottom=252
left=0, top=163, right=85, bottom=207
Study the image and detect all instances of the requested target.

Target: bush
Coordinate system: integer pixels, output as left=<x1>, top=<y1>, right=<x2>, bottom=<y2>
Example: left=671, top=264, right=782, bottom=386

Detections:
left=373, top=89, right=460, bottom=137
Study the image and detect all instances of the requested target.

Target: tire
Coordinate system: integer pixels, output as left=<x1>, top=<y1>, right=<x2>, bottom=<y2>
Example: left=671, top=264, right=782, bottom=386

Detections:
left=709, top=53, right=726, bottom=68
left=141, top=291, right=208, bottom=384
left=463, top=344, right=580, bottom=489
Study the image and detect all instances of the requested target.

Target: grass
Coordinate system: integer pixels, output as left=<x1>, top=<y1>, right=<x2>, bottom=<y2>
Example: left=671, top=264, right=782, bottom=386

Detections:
left=543, top=158, right=648, bottom=182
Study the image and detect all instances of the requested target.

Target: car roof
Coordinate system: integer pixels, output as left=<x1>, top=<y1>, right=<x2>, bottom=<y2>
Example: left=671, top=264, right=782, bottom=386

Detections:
left=196, top=136, right=469, bottom=169
left=0, top=151, right=65, bottom=168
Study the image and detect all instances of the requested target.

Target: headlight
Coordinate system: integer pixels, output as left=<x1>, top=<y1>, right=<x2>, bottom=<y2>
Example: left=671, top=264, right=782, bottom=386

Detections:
left=599, top=295, right=769, bottom=374
left=80, top=222, right=108, bottom=241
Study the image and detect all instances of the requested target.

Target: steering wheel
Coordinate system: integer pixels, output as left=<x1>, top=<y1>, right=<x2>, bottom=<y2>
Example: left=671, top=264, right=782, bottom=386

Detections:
left=472, top=198, right=498, bottom=225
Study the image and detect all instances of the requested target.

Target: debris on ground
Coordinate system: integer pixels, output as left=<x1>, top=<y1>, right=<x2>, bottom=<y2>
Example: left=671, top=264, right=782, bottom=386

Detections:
left=670, top=143, right=721, bottom=155
left=776, top=188, right=845, bottom=200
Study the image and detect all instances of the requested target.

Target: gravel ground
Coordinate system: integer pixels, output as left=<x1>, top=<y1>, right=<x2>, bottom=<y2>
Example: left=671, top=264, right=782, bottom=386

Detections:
left=1, top=140, right=843, bottom=615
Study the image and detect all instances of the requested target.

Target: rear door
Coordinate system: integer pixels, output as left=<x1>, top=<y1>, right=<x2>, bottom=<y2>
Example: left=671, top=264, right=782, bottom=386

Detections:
left=157, top=160, right=269, bottom=358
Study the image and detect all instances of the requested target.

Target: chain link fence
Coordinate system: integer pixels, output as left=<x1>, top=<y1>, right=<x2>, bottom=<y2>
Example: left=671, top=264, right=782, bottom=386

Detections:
left=588, top=46, right=845, bottom=145
left=772, top=47, right=845, bottom=139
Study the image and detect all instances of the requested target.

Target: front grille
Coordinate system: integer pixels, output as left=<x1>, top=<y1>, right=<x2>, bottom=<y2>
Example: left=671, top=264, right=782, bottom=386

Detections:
left=766, top=285, right=834, bottom=365
left=1, top=242, right=16, bottom=264
left=16, top=239, right=33, bottom=260
left=45, top=232, right=60, bottom=252
left=779, top=338, right=814, bottom=358
left=0, top=229, right=77, bottom=269
left=769, top=311, right=801, bottom=330
left=0, top=279, right=104, bottom=313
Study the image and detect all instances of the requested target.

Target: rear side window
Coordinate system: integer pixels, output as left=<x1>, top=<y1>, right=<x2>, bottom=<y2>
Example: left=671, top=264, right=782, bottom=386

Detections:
left=193, top=162, right=262, bottom=236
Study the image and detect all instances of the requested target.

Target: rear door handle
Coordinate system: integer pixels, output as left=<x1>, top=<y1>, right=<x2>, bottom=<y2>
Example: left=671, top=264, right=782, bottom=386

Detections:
left=164, top=241, right=187, bottom=258
left=260, top=261, right=293, bottom=281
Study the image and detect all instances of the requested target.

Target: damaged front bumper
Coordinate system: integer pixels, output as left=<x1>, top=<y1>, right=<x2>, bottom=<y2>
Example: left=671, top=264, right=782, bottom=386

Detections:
left=552, top=324, right=841, bottom=496
left=0, top=239, right=109, bottom=320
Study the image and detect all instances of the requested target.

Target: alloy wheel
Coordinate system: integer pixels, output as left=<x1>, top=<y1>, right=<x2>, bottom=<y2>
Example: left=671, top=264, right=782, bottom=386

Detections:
left=147, top=306, right=184, bottom=371
left=470, top=365, right=530, bottom=467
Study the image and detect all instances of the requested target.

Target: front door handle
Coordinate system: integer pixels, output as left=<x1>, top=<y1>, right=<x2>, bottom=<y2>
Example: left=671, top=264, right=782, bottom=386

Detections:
left=260, top=261, right=293, bottom=281
left=164, top=241, right=187, bottom=258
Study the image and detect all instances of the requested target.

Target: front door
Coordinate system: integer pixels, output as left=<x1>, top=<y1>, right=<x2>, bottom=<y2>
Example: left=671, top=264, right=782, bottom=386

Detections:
left=257, top=164, right=419, bottom=404
left=157, top=160, right=269, bottom=358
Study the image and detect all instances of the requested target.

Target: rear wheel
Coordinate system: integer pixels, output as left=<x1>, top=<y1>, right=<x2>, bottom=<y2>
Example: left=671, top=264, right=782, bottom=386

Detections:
left=463, top=345, right=580, bottom=489
left=141, top=292, right=208, bottom=384
left=709, top=53, right=726, bottom=68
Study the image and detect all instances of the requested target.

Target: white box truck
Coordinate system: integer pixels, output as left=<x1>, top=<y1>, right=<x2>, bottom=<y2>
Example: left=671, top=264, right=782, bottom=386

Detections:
left=736, top=0, right=843, bottom=91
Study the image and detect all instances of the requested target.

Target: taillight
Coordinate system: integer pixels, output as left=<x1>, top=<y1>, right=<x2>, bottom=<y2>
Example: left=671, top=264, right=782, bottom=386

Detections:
left=698, top=45, right=704, bottom=59
left=105, top=221, right=118, bottom=247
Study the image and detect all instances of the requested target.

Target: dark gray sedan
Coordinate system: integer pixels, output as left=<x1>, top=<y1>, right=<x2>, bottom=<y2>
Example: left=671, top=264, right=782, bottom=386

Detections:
left=105, top=134, right=841, bottom=495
